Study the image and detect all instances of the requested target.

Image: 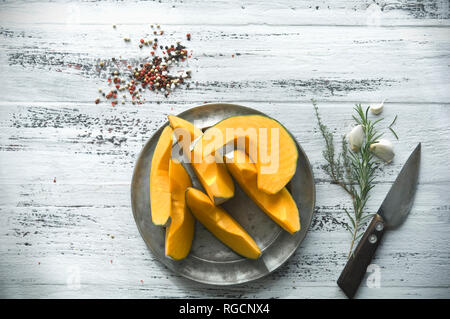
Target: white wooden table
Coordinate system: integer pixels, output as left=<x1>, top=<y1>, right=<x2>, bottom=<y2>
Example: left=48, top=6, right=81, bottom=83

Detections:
left=0, top=1, right=449, bottom=299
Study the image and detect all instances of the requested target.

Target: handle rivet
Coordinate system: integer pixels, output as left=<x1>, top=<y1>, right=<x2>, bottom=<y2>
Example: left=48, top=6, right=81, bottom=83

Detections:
left=369, top=234, right=377, bottom=244
left=375, top=222, right=384, bottom=231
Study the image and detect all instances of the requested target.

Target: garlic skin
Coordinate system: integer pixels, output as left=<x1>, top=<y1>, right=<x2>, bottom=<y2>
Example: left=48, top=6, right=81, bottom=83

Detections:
left=348, top=125, right=365, bottom=152
left=369, top=99, right=385, bottom=115
left=370, top=139, right=395, bottom=163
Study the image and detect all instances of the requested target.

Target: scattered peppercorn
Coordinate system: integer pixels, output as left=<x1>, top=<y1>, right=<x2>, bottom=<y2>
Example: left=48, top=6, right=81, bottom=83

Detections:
left=95, top=24, right=193, bottom=104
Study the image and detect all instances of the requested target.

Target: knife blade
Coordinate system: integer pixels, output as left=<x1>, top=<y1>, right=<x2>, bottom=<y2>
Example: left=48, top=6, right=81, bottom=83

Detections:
left=378, top=143, right=421, bottom=228
left=337, top=143, right=421, bottom=298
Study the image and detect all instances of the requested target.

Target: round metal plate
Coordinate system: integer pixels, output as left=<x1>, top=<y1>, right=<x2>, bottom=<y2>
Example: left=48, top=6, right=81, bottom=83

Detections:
left=131, top=103, right=315, bottom=285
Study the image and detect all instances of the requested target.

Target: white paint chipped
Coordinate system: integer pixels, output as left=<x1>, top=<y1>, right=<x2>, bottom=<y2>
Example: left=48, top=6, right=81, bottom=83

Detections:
left=0, top=0, right=449, bottom=299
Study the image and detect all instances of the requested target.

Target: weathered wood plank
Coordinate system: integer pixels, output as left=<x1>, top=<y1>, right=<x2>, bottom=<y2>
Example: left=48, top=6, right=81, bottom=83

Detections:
left=1, top=282, right=448, bottom=299
left=0, top=24, right=449, bottom=103
left=0, top=0, right=449, bottom=26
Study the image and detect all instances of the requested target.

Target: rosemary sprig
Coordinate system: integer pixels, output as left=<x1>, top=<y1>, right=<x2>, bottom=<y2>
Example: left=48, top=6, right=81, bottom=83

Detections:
left=313, top=101, right=353, bottom=197
left=312, top=100, right=384, bottom=258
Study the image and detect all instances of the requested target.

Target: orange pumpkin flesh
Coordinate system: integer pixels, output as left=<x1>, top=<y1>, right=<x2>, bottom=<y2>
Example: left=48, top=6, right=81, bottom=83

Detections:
left=193, top=115, right=298, bottom=194
left=168, top=115, right=234, bottom=205
left=150, top=125, right=173, bottom=226
left=185, top=187, right=261, bottom=259
left=165, top=159, right=194, bottom=260
left=225, top=150, right=300, bottom=234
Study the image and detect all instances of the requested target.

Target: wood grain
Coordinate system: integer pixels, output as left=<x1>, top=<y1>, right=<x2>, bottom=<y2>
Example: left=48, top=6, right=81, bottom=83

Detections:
left=0, top=0, right=449, bottom=299
left=0, top=0, right=449, bottom=26
left=1, top=24, right=449, bottom=103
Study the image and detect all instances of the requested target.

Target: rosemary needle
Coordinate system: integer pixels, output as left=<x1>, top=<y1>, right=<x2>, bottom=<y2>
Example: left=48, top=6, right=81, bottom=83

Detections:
left=388, top=115, right=399, bottom=140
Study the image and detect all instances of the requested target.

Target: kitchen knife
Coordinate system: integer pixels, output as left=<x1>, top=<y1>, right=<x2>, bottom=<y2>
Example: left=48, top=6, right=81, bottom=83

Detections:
left=337, top=143, right=421, bottom=298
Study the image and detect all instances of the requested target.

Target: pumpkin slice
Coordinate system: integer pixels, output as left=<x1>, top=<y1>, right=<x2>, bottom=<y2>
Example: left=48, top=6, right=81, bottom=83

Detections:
left=225, top=150, right=300, bottom=234
left=150, top=125, right=173, bottom=225
left=165, top=159, right=194, bottom=260
left=168, top=115, right=234, bottom=205
left=185, top=187, right=261, bottom=259
left=193, top=115, right=298, bottom=194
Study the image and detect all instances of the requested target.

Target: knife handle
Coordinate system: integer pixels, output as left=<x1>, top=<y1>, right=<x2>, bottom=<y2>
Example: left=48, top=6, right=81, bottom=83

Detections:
left=337, top=213, right=386, bottom=298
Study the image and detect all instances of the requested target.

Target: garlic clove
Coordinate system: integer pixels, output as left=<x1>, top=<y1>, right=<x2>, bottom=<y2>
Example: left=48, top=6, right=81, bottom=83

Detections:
left=369, top=99, right=386, bottom=115
left=348, top=125, right=365, bottom=152
left=370, top=139, right=395, bottom=163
